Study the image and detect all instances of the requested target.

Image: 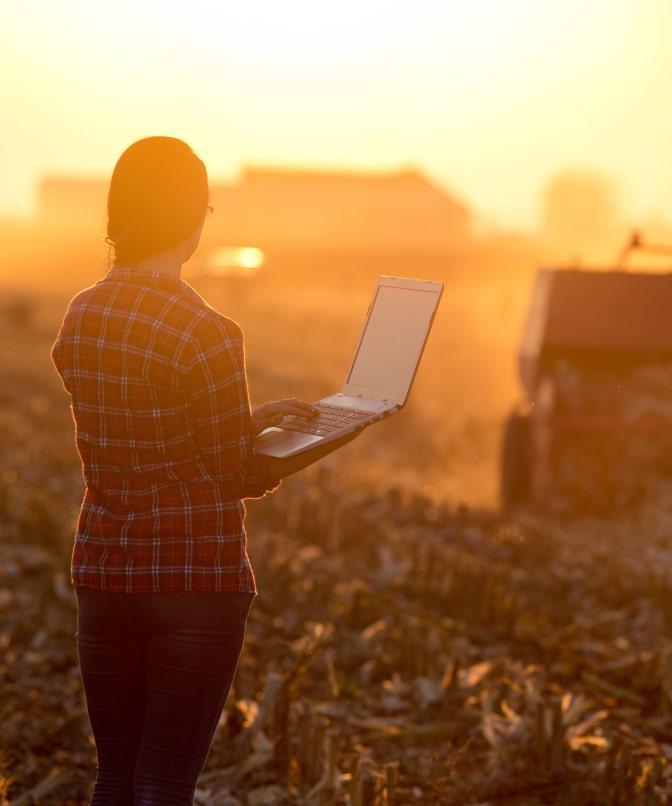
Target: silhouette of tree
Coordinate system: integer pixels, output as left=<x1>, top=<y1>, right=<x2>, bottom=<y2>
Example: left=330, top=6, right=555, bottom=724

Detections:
left=539, top=169, right=625, bottom=264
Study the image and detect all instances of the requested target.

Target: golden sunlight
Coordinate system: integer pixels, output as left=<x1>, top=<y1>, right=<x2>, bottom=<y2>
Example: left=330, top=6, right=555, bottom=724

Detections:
left=3, top=0, right=672, bottom=230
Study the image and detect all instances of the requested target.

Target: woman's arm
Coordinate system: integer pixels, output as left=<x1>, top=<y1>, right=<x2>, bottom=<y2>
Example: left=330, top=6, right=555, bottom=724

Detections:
left=258, top=430, right=360, bottom=479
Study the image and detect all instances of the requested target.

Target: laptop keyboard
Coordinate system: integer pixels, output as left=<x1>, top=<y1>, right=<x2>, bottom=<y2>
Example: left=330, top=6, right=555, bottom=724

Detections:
left=280, top=402, right=374, bottom=437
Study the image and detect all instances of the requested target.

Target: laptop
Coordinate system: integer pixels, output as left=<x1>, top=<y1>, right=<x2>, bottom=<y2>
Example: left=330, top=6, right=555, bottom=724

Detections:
left=255, top=275, right=443, bottom=460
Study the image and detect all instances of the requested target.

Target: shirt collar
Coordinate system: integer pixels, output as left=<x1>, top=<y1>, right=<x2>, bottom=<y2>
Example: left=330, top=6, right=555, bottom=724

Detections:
left=104, top=265, right=187, bottom=293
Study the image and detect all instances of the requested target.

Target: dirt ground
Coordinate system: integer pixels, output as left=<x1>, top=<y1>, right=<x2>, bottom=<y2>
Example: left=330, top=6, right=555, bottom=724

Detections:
left=4, top=239, right=672, bottom=804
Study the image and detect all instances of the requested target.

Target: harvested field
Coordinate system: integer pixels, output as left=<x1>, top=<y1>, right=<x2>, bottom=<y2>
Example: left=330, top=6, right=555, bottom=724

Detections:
left=3, top=244, right=672, bottom=804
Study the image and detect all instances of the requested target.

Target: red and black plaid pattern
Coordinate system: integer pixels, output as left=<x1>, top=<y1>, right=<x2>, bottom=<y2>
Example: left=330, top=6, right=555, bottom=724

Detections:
left=52, top=266, right=277, bottom=593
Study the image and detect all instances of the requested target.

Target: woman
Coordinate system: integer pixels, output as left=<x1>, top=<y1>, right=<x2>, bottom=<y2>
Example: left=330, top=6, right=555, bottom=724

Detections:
left=52, top=136, right=317, bottom=805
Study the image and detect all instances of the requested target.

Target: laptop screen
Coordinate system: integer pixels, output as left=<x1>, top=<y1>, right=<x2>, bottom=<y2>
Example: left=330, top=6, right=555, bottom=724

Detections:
left=343, top=279, right=442, bottom=405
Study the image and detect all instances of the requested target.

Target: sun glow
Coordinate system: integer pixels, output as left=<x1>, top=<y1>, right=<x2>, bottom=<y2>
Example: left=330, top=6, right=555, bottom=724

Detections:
left=2, top=1, right=672, bottom=228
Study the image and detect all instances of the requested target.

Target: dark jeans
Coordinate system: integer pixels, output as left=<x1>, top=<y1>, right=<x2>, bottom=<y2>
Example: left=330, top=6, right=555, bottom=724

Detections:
left=76, top=588, right=254, bottom=806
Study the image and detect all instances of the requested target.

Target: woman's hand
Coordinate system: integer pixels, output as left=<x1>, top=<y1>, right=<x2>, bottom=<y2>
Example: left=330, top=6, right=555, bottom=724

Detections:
left=252, top=399, right=318, bottom=435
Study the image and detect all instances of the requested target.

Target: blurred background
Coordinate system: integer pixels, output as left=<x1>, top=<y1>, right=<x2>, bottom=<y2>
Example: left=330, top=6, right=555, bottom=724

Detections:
left=3, top=0, right=672, bottom=508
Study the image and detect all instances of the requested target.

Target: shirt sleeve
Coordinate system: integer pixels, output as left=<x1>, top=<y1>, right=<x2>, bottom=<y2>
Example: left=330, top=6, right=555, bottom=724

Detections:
left=185, top=314, right=280, bottom=499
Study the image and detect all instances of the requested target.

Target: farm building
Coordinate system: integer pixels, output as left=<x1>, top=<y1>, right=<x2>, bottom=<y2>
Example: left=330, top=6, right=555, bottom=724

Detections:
left=36, top=166, right=471, bottom=252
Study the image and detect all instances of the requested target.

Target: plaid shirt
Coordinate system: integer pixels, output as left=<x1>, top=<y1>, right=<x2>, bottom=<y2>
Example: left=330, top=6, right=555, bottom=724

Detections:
left=52, top=266, right=278, bottom=594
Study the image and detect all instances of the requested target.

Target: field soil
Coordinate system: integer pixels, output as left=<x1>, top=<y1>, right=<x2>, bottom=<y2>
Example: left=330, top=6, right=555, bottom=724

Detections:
left=3, top=243, right=672, bottom=804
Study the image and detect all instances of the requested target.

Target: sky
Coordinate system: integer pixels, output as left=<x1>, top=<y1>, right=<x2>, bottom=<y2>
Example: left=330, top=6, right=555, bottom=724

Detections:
left=2, top=0, right=672, bottom=231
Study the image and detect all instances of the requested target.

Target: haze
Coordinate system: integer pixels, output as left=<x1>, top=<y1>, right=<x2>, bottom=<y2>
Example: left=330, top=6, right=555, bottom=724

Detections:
left=3, top=0, right=672, bottom=233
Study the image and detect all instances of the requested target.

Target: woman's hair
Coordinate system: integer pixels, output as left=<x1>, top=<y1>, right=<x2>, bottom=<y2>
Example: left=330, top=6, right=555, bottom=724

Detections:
left=106, top=136, right=209, bottom=264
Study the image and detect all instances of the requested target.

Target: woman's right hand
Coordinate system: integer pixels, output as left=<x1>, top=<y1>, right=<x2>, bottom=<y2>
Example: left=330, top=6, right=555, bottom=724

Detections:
left=251, top=399, right=318, bottom=435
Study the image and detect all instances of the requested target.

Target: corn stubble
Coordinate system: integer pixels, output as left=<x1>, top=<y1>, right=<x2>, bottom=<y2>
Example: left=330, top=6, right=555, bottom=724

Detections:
left=4, top=298, right=672, bottom=804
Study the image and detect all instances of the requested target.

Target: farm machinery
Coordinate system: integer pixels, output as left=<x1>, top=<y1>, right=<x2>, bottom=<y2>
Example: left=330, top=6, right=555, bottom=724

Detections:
left=500, top=232, right=672, bottom=513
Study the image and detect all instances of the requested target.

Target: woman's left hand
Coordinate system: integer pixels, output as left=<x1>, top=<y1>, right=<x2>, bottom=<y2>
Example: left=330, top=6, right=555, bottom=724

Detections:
left=252, top=399, right=318, bottom=435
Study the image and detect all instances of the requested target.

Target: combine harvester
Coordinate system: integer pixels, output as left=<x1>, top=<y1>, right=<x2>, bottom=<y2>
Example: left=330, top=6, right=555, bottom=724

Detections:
left=500, top=232, right=672, bottom=514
